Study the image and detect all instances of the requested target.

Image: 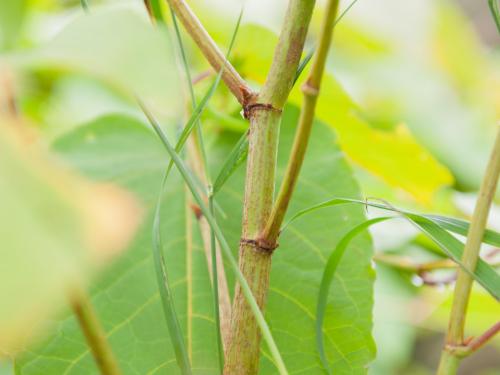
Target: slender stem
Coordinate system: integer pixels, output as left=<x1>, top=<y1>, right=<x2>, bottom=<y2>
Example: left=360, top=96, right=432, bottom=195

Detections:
left=466, top=321, right=500, bottom=353
left=437, top=126, right=500, bottom=374
left=373, top=254, right=457, bottom=272
left=373, top=253, right=500, bottom=273
left=224, top=2, right=316, bottom=374
left=262, top=0, right=340, bottom=245
left=69, top=290, right=122, bottom=375
left=166, top=0, right=254, bottom=105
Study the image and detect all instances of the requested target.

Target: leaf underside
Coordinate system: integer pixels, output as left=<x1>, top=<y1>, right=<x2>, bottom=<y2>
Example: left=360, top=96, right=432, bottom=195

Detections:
left=17, top=106, right=375, bottom=374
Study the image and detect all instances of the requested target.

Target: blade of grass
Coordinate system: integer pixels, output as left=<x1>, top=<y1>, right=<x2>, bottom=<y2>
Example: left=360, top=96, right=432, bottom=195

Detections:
left=209, top=196, right=224, bottom=372
left=316, top=217, right=390, bottom=374
left=140, top=102, right=289, bottom=375
left=152, top=9, right=243, bottom=363
left=168, top=7, right=211, bottom=179
left=147, top=0, right=163, bottom=23
left=282, top=197, right=500, bottom=300
left=425, top=215, right=500, bottom=247
left=316, top=211, right=500, bottom=373
left=152, top=202, right=192, bottom=374
left=489, top=0, right=500, bottom=33
left=212, top=130, right=249, bottom=195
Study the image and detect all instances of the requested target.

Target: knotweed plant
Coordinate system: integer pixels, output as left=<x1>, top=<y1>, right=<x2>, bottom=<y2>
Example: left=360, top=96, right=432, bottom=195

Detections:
left=1, top=1, right=499, bottom=375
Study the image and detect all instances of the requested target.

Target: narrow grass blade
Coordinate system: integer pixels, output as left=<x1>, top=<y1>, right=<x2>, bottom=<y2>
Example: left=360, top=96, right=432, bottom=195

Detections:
left=140, top=103, right=289, bottom=375
left=405, top=214, right=500, bottom=299
left=159, top=7, right=244, bottom=186
left=212, top=131, right=249, bottom=195
left=209, top=197, right=224, bottom=372
left=148, top=0, right=164, bottom=23
left=292, top=0, right=360, bottom=85
left=316, top=211, right=500, bottom=373
left=80, top=0, right=89, bottom=12
left=425, top=215, right=500, bottom=247
left=489, top=0, right=500, bottom=33
left=293, top=47, right=315, bottom=86
left=284, top=197, right=500, bottom=300
left=316, top=217, right=390, bottom=374
left=152, top=202, right=192, bottom=374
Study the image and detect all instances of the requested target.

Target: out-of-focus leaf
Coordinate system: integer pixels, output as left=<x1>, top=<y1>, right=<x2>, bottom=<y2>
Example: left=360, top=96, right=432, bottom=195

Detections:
left=431, top=2, right=488, bottom=94
left=5, top=7, right=179, bottom=119
left=0, top=120, right=140, bottom=356
left=229, top=24, right=453, bottom=205
left=18, top=107, right=376, bottom=374
left=0, top=1, right=27, bottom=50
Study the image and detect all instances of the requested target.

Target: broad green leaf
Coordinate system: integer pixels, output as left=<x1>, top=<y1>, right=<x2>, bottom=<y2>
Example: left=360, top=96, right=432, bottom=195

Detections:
left=213, top=106, right=376, bottom=374
left=5, top=6, right=179, bottom=119
left=18, top=106, right=375, bottom=374
left=229, top=24, right=453, bottom=205
left=17, top=115, right=219, bottom=375
left=0, top=0, right=27, bottom=50
left=0, top=120, right=139, bottom=356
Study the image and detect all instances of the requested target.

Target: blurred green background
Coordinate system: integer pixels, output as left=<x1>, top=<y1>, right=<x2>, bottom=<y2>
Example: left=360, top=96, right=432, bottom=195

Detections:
left=0, top=0, right=499, bottom=374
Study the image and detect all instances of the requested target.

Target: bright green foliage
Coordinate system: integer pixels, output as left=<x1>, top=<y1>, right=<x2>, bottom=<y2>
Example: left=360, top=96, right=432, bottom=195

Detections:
left=17, top=106, right=375, bottom=374
left=227, top=24, right=453, bottom=205
left=0, top=0, right=27, bottom=50
left=6, top=7, right=179, bottom=118
left=0, top=122, right=138, bottom=356
left=0, top=125, right=86, bottom=355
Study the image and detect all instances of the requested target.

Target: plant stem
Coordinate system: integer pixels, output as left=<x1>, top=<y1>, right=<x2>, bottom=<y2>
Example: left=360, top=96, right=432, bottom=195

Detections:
left=263, top=0, right=340, bottom=244
left=373, top=254, right=457, bottom=271
left=437, top=126, right=500, bottom=374
left=166, top=0, right=254, bottom=105
left=69, top=290, right=121, bottom=375
left=223, top=1, right=316, bottom=374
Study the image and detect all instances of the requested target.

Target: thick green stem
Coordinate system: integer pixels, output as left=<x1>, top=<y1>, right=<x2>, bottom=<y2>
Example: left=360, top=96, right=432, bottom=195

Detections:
left=263, top=0, right=340, bottom=244
left=437, top=126, right=500, bottom=374
left=223, top=2, right=316, bottom=374
left=165, top=0, right=254, bottom=105
left=70, top=290, right=122, bottom=375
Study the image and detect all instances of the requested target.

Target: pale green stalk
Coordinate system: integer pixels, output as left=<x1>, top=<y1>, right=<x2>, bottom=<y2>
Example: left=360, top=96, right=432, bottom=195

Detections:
left=69, top=290, right=122, bottom=375
left=263, top=0, right=340, bottom=244
left=223, top=2, right=316, bottom=374
left=165, top=0, right=254, bottom=105
left=140, top=102, right=289, bottom=374
left=437, top=127, right=500, bottom=374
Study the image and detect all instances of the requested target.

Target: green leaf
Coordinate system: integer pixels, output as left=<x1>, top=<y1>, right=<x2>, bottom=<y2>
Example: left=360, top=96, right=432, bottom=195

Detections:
left=0, top=0, right=27, bottom=50
left=7, top=6, right=180, bottom=119
left=212, top=130, right=248, bottom=195
left=316, top=217, right=390, bottom=374
left=17, top=106, right=375, bottom=374
left=230, top=24, right=453, bottom=204
left=0, top=121, right=139, bottom=356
